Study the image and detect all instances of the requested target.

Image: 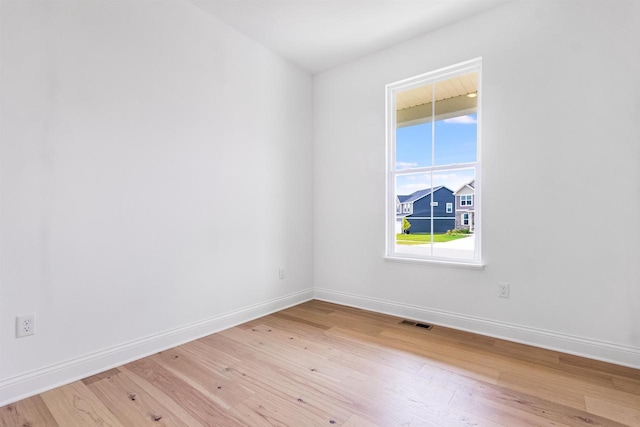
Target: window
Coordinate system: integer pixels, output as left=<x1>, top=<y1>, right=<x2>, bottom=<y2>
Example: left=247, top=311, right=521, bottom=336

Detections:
left=386, top=58, right=482, bottom=266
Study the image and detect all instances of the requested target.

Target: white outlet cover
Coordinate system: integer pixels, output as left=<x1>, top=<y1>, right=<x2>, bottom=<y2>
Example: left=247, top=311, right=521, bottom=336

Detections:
left=16, top=314, right=36, bottom=338
left=498, top=282, right=510, bottom=298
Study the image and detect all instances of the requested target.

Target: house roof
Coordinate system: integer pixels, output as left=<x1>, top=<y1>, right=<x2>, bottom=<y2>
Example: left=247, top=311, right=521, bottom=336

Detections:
left=453, top=180, right=475, bottom=195
left=398, top=186, right=443, bottom=204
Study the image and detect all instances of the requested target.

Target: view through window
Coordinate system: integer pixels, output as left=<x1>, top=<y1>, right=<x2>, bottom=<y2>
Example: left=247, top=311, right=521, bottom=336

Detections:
left=386, top=59, right=481, bottom=266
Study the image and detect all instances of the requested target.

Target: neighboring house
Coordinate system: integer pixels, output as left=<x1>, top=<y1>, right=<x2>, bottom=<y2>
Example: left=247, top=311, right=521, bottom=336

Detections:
left=396, top=186, right=455, bottom=233
left=453, top=180, right=475, bottom=231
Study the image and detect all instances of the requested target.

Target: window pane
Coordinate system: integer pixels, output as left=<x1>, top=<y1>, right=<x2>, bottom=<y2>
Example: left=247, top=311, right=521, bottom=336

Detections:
left=431, top=169, right=476, bottom=260
left=433, top=72, right=478, bottom=166
left=433, top=114, right=477, bottom=165
left=395, top=84, right=434, bottom=170
left=396, top=122, right=432, bottom=170
left=395, top=173, right=431, bottom=211
left=395, top=173, right=433, bottom=256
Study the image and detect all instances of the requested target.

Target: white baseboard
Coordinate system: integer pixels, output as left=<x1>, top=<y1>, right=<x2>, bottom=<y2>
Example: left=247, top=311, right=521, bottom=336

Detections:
left=0, top=288, right=313, bottom=406
left=313, top=288, right=640, bottom=370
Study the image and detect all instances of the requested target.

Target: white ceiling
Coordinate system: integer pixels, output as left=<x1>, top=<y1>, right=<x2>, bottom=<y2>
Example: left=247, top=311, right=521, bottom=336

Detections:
left=190, top=0, right=507, bottom=74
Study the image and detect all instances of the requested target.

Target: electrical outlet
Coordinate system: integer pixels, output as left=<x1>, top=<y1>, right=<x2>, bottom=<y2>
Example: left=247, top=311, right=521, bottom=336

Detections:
left=498, top=282, right=510, bottom=298
left=279, top=268, right=285, bottom=280
left=16, top=314, right=36, bottom=338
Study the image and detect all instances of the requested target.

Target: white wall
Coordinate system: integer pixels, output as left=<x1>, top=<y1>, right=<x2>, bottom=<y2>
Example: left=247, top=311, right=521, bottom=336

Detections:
left=0, top=0, right=313, bottom=403
left=313, top=0, right=640, bottom=367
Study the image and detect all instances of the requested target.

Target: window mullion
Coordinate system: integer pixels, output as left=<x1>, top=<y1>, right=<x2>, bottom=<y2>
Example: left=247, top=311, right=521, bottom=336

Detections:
left=394, top=162, right=476, bottom=175
left=430, top=82, right=436, bottom=249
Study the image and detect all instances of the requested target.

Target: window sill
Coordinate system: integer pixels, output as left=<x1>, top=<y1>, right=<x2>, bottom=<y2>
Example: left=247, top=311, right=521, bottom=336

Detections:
left=384, top=255, right=484, bottom=270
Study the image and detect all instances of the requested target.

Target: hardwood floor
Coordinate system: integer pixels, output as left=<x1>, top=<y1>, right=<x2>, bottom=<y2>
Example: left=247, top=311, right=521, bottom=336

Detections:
left=2, top=300, right=640, bottom=426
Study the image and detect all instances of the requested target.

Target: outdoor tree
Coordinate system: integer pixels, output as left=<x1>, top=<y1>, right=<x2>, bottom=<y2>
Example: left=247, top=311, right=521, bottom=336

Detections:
left=402, top=217, right=412, bottom=234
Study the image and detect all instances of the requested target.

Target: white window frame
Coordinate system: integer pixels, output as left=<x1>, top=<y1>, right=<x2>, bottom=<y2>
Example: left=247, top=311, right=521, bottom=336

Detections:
left=385, top=58, right=483, bottom=268
left=446, top=203, right=453, bottom=214
left=462, top=213, right=469, bottom=226
left=461, top=195, right=473, bottom=206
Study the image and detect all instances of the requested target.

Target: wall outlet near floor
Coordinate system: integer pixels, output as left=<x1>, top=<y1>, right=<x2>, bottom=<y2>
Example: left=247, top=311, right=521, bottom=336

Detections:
left=498, top=282, right=510, bottom=298
left=279, top=268, right=285, bottom=280
left=16, top=314, right=36, bottom=338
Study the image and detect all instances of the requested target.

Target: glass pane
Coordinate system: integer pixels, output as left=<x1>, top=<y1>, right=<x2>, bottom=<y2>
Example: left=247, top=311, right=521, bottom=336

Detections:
left=395, top=84, right=434, bottom=170
left=396, top=122, right=432, bottom=170
left=430, top=169, right=476, bottom=260
left=433, top=72, right=478, bottom=166
left=395, top=172, right=433, bottom=256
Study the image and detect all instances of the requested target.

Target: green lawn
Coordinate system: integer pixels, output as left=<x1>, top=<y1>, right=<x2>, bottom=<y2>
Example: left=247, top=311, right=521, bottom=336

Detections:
left=396, top=233, right=471, bottom=245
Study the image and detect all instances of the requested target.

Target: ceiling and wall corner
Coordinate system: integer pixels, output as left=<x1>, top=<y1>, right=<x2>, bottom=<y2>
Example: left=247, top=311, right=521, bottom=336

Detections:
left=189, top=0, right=510, bottom=74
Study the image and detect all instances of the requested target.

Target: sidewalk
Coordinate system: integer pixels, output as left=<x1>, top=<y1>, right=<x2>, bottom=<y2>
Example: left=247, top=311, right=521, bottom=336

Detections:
left=396, top=235, right=474, bottom=259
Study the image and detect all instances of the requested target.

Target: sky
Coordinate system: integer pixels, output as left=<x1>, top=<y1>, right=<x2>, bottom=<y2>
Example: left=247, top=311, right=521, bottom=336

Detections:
left=396, top=113, right=477, bottom=196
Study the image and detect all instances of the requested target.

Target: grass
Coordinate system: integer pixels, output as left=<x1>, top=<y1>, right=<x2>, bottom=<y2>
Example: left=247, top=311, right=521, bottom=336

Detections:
left=396, top=233, right=471, bottom=245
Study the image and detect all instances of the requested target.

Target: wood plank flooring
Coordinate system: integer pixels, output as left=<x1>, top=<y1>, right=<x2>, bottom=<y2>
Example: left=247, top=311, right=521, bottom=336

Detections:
left=2, top=300, right=640, bottom=426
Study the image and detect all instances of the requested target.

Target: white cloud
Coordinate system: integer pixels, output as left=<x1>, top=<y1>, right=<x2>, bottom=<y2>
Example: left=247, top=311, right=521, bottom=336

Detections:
left=443, top=115, right=477, bottom=125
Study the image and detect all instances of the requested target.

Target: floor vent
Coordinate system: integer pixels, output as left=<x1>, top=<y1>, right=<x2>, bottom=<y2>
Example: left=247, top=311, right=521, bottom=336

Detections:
left=400, top=320, right=433, bottom=330
left=415, top=323, right=433, bottom=330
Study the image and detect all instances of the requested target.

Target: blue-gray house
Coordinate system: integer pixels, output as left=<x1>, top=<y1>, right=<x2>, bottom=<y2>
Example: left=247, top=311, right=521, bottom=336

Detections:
left=396, top=186, right=455, bottom=233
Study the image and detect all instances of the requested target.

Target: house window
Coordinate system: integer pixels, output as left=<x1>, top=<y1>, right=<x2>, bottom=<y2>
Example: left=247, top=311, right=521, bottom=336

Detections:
left=386, top=58, right=482, bottom=267
left=462, top=213, right=469, bottom=226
